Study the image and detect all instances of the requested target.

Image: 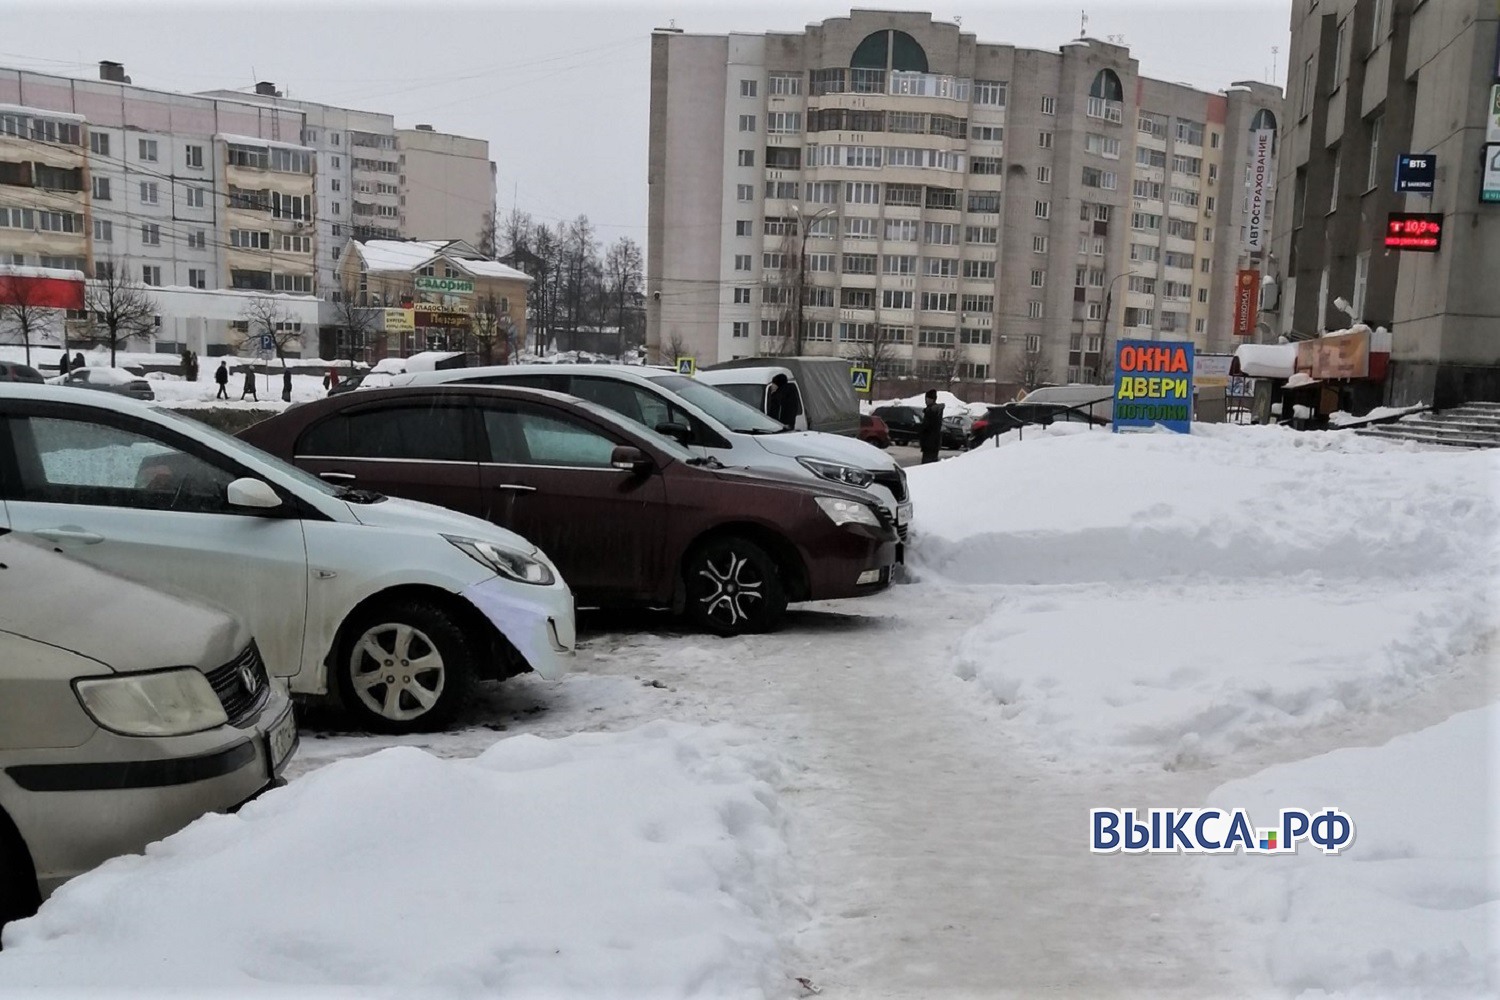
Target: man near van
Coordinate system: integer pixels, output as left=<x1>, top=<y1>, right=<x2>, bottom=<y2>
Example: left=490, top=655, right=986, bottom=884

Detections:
left=919, top=390, right=944, bottom=464
left=768, top=372, right=802, bottom=429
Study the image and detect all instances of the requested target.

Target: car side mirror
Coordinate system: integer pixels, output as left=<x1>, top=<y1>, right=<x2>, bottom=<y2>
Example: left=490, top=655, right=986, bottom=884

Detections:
left=654, top=421, right=692, bottom=445
left=226, top=477, right=283, bottom=509
left=611, top=445, right=654, bottom=474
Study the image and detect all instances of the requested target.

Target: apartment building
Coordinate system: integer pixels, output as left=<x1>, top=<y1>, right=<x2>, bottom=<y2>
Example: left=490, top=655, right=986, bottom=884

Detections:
left=646, top=10, right=1282, bottom=389
left=0, top=63, right=320, bottom=354
left=1272, top=0, right=1500, bottom=407
left=396, top=125, right=497, bottom=246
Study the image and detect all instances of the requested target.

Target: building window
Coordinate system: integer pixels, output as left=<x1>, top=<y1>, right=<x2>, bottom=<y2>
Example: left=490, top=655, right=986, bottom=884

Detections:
left=740, top=79, right=757, bottom=98
left=184, top=185, right=205, bottom=208
left=1174, top=120, right=1204, bottom=146
left=964, top=226, right=998, bottom=245
left=845, top=181, right=880, bottom=204
left=92, top=176, right=110, bottom=200
left=967, top=192, right=1000, bottom=213
left=807, top=253, right=835, bottom=272
left=1087, top=302, right=1105, bottom=321
left=1033, top=200, right=1051, bottom=220
left=1370, top=0, right=1385, bottom=50
left=1329, top=146, right=1340, bottom=212
left=1085, top=133, right=1121, bottom=158
left=1124, top=307, right=1153, bottom=327
left=769, top=72, right=801, bottom=95
left=973, top=80, right=1007, bottom=106
left=918, top=327, right=955, bottom=347
left=1038, top=131, right=1053, bottom=149
left=89, top=131, right=109, bottom=156
left=733, top=254, right=752, bottom=271
left=185, top=144, right=204, bottom=169
left=140, top=223, right=160, bottom=245
left=884, top=219, right=919, bottom=241
left=731, top=321, right=750, bottom=338
left=1300, top=56, right=1315, bottom=117
left=141, top=265, right=161, bottom=286
left=735, top=220, right=751, bottom=237
left=882, top=290, right=914, bottom=310
left=93, top=219, right=111, bottom=242
left=138, top=138, right=158, bottom=162
left=1366, top=116, right=1382, bottom=190
left=1131, top=212, right=1161, bottom=231
left=188, top=268, right=206, bottom=289
left=737, top=149, right=754, bottom=167
left=1032, top=235, right=1049, bottom=254
left=735, top=184, right=753, bottom=202
left=738, top=114, right=756, bottom=132
left=961, top=293, right=993, bottom=313
left=883, top=254, right=916, bottom=275
left=923, top=222, right=957, bottom=245
left=920, top=292, right=957, bottom=312
left=1040, top=95, right=1056, bottom=115
left=1027, top=300, right=1044, bottom=319
left=140, top=181, right=158, bottom=204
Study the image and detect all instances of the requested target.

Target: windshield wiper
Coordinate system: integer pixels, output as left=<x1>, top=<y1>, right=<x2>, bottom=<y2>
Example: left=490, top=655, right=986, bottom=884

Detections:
left=740, top=426, right=790, bottom=435
left=336, top=486, right=387, bottom=504
left=686, top=455, right=725, bottom=468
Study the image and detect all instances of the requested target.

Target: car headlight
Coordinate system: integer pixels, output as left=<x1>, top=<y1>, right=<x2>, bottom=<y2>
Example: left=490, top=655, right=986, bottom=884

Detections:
left=445, top=535, right=556, bottom=586
left=74, top=668, right=229, bottom=737
left=797, top=456, right=875, bottom=489
left=815, top=496, right=882, bottom=528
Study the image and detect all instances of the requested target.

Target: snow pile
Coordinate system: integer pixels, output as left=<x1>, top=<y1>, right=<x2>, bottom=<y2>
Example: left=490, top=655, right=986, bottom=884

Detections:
left=1200, top=703, right=1500, bottom=996
left=0, top=723, right=793, bottom=999
left=1328, top=404, right=1429, bottom=427
left=907, top=424, right=1500, bottom=768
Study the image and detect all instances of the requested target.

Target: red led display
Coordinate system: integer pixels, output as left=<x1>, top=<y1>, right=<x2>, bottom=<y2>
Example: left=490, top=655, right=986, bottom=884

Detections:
left=1383, top=213, right=1445, bottom=252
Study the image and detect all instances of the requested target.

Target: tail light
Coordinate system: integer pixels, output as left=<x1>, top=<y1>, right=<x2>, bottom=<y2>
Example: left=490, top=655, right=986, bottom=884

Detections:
left=972, top=419, right=988, bottom=433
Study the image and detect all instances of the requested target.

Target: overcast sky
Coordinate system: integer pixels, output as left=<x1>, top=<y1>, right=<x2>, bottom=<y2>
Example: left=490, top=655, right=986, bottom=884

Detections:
left=6, top=1, right=1291, bottom=248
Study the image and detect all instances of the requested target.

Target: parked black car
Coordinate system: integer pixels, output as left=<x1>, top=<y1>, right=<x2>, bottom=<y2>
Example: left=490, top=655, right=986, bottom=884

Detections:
left=0, top=362, right=43, bottom=383
left=968, top=403, right=1109, bottom=447
left=872, top=405, right=966, bottom=450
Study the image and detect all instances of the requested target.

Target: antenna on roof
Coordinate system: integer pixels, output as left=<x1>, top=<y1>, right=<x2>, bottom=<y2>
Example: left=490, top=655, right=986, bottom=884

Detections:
left=1271, top=45, right=1279, bottom=84
left=954, top=16, right=962, bottom=27
left=669, top=18, right=676, bottom=29
left=1079, top=9, right=1088, bottom=39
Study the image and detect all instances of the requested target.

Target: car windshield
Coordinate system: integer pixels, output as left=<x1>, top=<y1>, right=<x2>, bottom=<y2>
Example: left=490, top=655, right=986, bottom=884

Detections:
left=569, top=397, right=699, bottom=464
left=711, top=382, right=766, bottom=413
left=647, top=374, right=787, bottom=434
left=151, top=406, right=345, bottom=499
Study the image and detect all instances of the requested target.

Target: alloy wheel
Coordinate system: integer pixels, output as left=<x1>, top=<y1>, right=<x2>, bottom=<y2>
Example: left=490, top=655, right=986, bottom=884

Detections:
left=695, top=550, right=766, bottom=629
left=347, top=622, right=446, bottom=723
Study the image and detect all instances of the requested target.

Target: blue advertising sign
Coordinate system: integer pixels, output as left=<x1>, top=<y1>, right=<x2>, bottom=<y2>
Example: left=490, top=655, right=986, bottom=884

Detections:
left=1394, top=153, right=1436, bottom=194
left=1112, top=339, right=1194, bottom=434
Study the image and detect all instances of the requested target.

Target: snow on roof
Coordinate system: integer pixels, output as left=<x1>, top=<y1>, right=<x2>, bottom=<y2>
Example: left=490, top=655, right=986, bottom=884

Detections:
left=355, top=240, right=448, bottom=273
left=215, top=132, right=314, bottom=153
left=0, top=104, right=85, bottom=122
left=451, top=258, right=532, bottom=283
left=0, top=265, right=86, bottom=282
left=1233, top=342, right=1298, bottom=378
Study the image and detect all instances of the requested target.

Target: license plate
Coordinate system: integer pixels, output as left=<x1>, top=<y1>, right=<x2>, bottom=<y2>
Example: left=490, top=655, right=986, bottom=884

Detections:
left=265, top=707, right=299, bottom=777
left=897, top=502, right=913, bottom=525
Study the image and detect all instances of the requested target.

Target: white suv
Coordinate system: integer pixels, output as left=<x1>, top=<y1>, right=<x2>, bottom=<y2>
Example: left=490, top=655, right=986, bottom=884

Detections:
left=0, top=385, right=576, bottom=734
left=391, top=364, right=914, bottom=541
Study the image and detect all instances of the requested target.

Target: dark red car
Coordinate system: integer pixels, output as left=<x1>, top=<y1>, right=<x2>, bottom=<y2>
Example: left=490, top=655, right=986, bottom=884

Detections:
left=858, top=413, right=891, bottom=449
left=239, top=385, right=898, bottom=635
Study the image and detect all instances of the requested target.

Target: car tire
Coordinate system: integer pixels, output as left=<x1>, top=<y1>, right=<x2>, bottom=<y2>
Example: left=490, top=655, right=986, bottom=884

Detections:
left=0, top=812, right=40, bottom=942
left=335, top=600, right=475, bottom=734
left=683, top=536, right=788, bottom=636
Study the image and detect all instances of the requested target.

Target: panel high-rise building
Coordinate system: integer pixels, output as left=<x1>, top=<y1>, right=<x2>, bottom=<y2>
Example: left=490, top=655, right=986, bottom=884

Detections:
left=647, top=10, right=1282, bottom=392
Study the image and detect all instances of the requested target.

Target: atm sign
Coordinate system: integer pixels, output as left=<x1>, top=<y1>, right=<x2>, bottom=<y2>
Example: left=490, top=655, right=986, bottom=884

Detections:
left=1383, top=212, right=1444, bottom=252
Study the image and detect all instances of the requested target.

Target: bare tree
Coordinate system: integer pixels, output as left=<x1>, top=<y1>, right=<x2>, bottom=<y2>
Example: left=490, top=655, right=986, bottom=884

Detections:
left=1007, top=343, right=1053, bottom=392
left=477, top=207, right=500, bottom=258
left=603, top=237, right=644, bottom=359
left=469, top=292, right=507, bottom=366
left=330, top=291, right=380, bottom=364
left=844, top=328, right=902, bottom=381
left=0, top=273, right=61, bottom=366
left=237, top=296, right=300, bottom=364
left=766, top=228, right=802, bottom=356
left=84, top=260, right=158, bottom=367
left=657, top=330, right=688, bottom=366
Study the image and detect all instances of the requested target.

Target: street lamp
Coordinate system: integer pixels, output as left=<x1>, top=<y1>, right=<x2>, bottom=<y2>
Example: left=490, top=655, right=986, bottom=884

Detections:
left=788, top=204, right=837, bottom=355
left=1097, top=269, right=1138, bottom=380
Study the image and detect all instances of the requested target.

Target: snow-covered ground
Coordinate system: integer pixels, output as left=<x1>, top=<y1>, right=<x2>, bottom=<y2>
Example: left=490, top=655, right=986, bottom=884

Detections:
left=1, top=422, right=1494, bottom=998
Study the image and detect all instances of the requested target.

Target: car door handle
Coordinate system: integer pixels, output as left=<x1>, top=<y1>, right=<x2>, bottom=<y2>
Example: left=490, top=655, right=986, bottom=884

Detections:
left=33, top=527, right=105, bottom=545
left=318, top=472, right=357, bottom=482
left=493, top=483, right=537, bottom=493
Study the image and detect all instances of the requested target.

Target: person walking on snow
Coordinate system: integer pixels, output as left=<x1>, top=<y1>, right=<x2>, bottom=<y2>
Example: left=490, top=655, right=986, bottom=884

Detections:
left=767, top=372, right=802, bottom=429
left=918, top=389, right=944, bottom=465
left=214, top=361, right=229, bottom=400
left=240, top=366, right=258, bottom=401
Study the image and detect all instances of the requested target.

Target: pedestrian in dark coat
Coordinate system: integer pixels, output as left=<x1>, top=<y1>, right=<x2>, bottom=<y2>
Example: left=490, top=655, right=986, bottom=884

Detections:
left=214, top=361, right=229, bottom=399
left=240, top=367, right=258, bottom=401
left=918, top=389, right=944, bottom=464
left=767, top=372, right=802, bottom=429
left=72, top=352, right=85, bottom=371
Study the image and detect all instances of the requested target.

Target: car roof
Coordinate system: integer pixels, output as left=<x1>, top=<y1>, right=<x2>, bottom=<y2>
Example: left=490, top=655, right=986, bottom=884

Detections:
left=397, top=363, right=671, bottom=386
left=0, top=381, right=146, bottom=409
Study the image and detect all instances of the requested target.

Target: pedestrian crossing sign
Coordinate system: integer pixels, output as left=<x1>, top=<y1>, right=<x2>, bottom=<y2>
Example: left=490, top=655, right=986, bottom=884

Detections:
left=850, top=367, right=872, bottom=393
left=675, top=356, right=696, bottom=376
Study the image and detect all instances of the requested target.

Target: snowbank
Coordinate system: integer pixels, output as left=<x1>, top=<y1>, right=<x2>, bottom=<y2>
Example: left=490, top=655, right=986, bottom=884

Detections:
left=910, top=424, right=1497, bottom=585
left=1199, top=703, right=1500, bottom=997
left=1329, top=404, right=1428, bottom=427
left=909, top=424, right=1500, bottom=769
left=0, top=723, right=793, bottom=999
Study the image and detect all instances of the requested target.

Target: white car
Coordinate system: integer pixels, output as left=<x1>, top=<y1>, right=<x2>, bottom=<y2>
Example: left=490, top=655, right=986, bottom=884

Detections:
left=0, top=384, right=576, bottom=734
left=390, top=364, right=914, bottom=543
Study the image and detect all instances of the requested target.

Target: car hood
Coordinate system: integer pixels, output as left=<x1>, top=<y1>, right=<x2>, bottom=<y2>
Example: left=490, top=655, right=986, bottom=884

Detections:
left=693, top=461, right=884, bottom=508
left=344, top=494, right=542, bottom=555
left=749, top=430, right=898, bottom=471
left=0, top=533, right=251, bottom=674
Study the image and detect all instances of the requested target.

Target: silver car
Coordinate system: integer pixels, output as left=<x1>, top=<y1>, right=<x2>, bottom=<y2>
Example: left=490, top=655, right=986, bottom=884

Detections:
left=54, top=367, right=156, bottom=400
left=0, top=532, right=296, bottom=931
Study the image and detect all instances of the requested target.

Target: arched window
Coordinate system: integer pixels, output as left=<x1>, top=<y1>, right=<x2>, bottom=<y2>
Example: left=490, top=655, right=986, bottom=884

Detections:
left=850, top=30, right=928, bottom=72
left=1250, top=108, right=1278, bottom=132
left=1089, top=69, right=1124, bottom=102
